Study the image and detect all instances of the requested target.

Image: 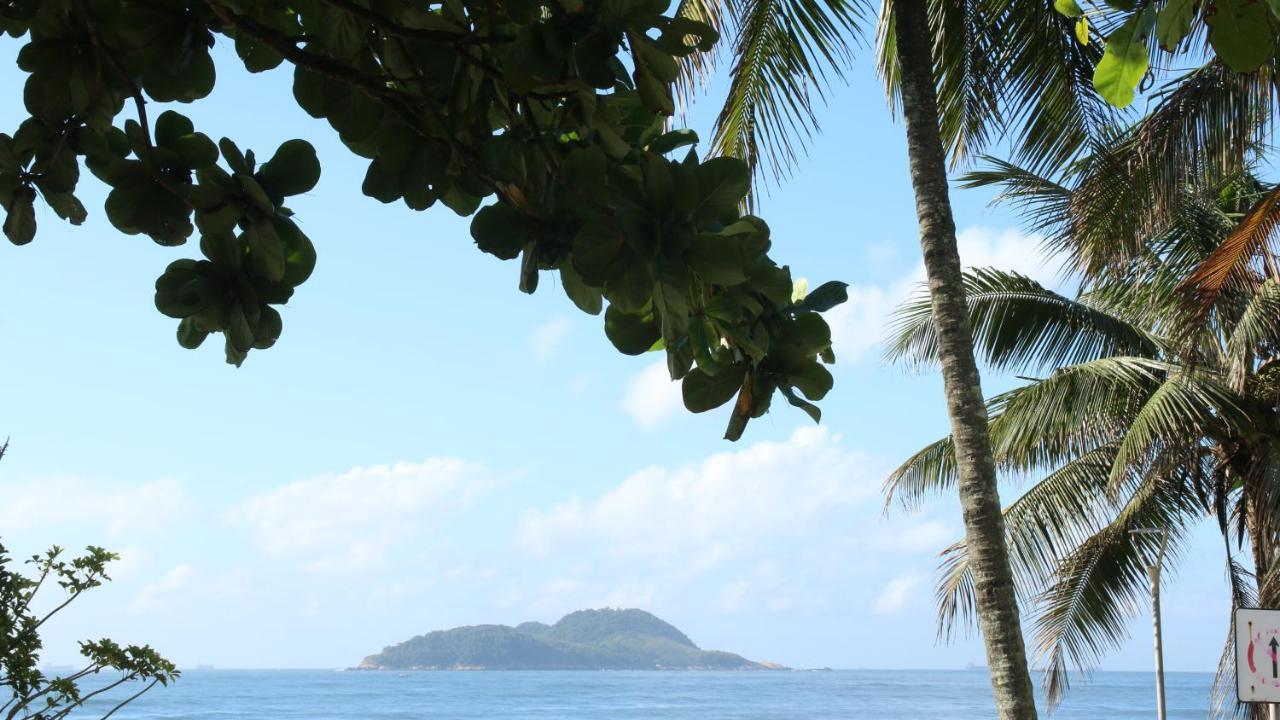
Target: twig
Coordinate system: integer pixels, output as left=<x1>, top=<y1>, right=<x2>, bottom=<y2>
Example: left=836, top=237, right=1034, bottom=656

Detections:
left=76, top=0, right=153, bottom=156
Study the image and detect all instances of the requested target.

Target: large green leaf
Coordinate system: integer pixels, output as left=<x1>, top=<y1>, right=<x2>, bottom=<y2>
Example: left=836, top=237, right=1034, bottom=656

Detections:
left=1206, top=0, right=1275, bottom=72
left=1093, top=8, right=1155, bottom=108
left=1155, top=0, right=1196, bottom=50
left=258, top=139, right=321, bottom=197
left=3, top=187, right=36, bottom=245
left=682, top=364, right=746, bottom=412
left=604, top=305, right=660, bottom=355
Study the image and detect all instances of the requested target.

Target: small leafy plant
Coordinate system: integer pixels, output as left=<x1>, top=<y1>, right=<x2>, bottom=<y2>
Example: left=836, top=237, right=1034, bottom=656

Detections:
left=1, top=539, right=178, bottom=720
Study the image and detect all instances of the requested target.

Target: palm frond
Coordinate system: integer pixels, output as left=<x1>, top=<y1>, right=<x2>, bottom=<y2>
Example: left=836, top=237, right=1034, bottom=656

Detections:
left=888, top=355, right=1164, bottom=513
left=1181, top=184, right=1280, bottom=311
left=1035, top=474, right=1199, bottom=709
left=985, top=357, right=1164, bottom=477
left=710, top=0, right=865, bottom=193
left=883, top=435, right=955, bottom=512
left=878, top=0, right=1110, bottom=168
left=960, top=158, right=1074, bottom=238
left=1212, top=556, right=1258, bottom=720
left=1133, top=61, right=1275, bottom=223
left=1225, top=279, right=1280, bottom=387
left=937, top=445, right=1122, bottom=642
left=995, top=0, right=1111, bottom=172
left=1107, top=368, right=1241, bottom=492
left=886, top=268, right=1163, bottom=373
left=673, top=0, right=728, bottom=113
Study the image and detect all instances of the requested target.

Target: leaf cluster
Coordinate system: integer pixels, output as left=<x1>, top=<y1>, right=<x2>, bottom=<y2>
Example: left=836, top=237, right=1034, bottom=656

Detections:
left=0, top=0, right=846, bottom=438
left=1056, top=0, right=1280, bottom=108
left=2, top=541, right=179, bottom=720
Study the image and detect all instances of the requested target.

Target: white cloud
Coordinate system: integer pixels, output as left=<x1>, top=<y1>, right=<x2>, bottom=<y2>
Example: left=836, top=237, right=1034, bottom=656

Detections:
left=0, top=478, right=186, bottom=536
left=530, top=318, right=572, bottom=363
left=132, top=564, right=195, bottom=611
left=232, top=457, right=499, bottom=574
left=825, top=226, right=1058, bottom=365
left=717, top=563, right=796, bottom=613
left=620, top=360, right=683, bottom=431
left=870, top=517, right=955, bottom=554
left=874, top=571, right=926, bottom=615
left=517, top=426, right=882, bottom=570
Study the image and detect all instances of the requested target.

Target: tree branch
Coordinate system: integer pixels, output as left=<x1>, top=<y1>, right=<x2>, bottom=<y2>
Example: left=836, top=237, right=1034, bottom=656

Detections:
left=316, top=0, right=513, bottom=45
left=100, top=678, right=160, bottom=720
left=76, top=0, right=153, bottom=155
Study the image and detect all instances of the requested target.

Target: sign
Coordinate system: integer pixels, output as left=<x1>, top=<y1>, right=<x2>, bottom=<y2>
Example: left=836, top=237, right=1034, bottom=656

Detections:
left=1237, top=608, right=1280, bottom=702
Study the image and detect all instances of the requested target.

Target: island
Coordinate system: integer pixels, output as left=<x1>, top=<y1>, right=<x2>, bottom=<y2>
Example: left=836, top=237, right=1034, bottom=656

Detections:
left=356, top=608, right=785, bottom=671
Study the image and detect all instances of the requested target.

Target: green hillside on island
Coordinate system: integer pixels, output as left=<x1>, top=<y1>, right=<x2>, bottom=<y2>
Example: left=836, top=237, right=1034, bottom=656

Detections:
left=358, top=609, right=782, bottom=671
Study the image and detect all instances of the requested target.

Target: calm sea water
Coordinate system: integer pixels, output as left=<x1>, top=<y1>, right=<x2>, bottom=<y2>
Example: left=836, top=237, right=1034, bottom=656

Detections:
left=76, top=669, right=1220, bottom=719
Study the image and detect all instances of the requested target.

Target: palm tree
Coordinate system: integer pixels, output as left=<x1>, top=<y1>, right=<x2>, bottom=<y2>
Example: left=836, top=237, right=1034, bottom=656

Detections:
left=884, top=171, right=1280, bottom=715
left=880, top=3, right=1039, bottom=716
left=675, top=1, right=1280, bottom=716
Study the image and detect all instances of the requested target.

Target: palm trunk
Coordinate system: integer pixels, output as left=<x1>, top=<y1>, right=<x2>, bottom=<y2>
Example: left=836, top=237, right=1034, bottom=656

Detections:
left=889, top=0, right=1038, bottom=717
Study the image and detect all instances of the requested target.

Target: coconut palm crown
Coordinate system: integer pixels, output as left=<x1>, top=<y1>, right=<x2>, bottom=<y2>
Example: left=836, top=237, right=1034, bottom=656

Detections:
left=885, top=171, right=1280, bottom=713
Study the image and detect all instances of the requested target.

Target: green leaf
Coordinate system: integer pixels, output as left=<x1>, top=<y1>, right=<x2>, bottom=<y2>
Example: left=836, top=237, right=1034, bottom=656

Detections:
left=276, top=217, right=317, bottom=287
left=693, top=157, right=750, bottom=222
left=1075, top=16, right=1090, bottom=45
left=176, top=317, right=209, bottom=349
left=687, top=234, right=751, bottom=285
left=244, top=222, right=286, bottom=282
left=795, top=281, right=849, bottom=313
left=788, top=361, right=833, bottom=401
left=604, top=304, right=660, bottom=355
left=648, top=129, right=699, bottom=155
left=1093, top=8, right=1155, bottom=108
left=258, top=140, right=321, bottom=197
left=237, top=173, right=275, bottom=215
left=1155, top=0, right=1196, bottom=50
left=635, top=70, right=674, bottom=116
left=219, top=138, right=250, bottom=174
left=227, top=303, right=255, bottom=353
left=44, top=192, right=86, bottom=225
left=154, top=111, right=195, bottom=147
left=362, top=158, right=402, bottom=203
left=560, top=261, right=603, bottom=315
left=441, top=185, right=482, bottom=216
left=235, top=31, right=284, bottom=73
left=572, top=218, right=625, bottom=284
left=3, top=187, right=36, bottom=245
left=253, top=306, right=283, bottom=349
left=172, top=134, right=219, bottom=168
left=1054, top=0, right=1084, bottom=17
left=470, top=204, right=528, bottom=260
left=1206, top=0, right=1276, bottom=72
left=779, top=385, right=821, bottom=423
left=682, top=364, right=746, bottom=413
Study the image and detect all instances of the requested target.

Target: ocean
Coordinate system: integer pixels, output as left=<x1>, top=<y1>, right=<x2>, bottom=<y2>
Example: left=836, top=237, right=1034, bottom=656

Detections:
left=70, top=669, right=1225, bottom=719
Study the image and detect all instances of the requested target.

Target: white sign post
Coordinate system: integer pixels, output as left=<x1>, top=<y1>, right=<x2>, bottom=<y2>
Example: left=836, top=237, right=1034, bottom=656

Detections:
left=1236, top=608, right=1280, bottom=718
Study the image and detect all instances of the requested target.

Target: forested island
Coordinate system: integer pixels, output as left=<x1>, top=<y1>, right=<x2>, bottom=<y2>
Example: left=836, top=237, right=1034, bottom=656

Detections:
left=357, top=608, right=782, bottom=671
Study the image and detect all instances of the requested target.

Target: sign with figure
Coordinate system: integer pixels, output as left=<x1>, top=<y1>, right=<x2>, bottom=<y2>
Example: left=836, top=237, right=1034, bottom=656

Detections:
left=1237, top=608, right=1280, bottom=702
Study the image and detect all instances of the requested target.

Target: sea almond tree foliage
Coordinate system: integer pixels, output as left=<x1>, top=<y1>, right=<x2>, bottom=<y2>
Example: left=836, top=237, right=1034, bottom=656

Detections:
left=0, top=0, right=847, bottom=440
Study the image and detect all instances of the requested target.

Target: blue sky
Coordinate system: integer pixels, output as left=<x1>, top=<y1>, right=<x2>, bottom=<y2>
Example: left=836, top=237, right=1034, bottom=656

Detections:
left=0, top=34, right=1235, bottom=687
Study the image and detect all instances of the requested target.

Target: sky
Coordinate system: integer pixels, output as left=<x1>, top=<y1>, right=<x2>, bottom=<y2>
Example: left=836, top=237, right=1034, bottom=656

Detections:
left=0, top=31, right=1238, bottom=688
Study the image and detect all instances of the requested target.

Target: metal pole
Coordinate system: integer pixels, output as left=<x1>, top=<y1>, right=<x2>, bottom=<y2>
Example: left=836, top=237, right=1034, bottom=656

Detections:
left=1133, top=528, right=1169, bottom=720
left=1149, top=562, right=1166, bottom=720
